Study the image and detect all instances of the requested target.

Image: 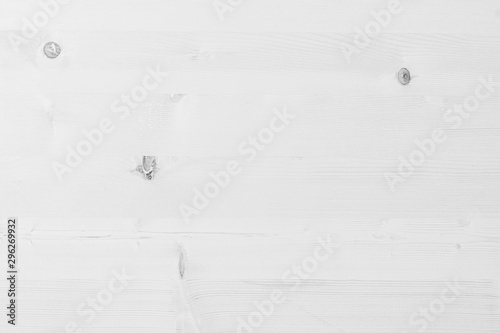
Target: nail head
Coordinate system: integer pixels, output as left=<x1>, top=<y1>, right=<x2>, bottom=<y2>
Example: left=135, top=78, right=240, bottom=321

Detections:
left=398, top=68, right=411, bottom=85
left=43, top=42, right=61, bottom=59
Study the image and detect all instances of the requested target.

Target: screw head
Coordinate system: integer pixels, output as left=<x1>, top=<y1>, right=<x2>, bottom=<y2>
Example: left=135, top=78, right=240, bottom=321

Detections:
left=398, top=68, right=411, bottom=85
left=43, top=42, right=61, bottom=59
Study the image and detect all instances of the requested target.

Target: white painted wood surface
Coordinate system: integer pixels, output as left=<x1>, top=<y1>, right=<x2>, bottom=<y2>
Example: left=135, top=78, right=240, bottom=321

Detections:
left=1, top=0, right=500, bottom=332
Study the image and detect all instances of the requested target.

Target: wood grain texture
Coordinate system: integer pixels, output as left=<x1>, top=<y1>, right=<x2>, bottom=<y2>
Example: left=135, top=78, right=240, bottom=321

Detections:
left=1, top=0, right=500, bottom=332
left=1, top=0, right=500, bottom=33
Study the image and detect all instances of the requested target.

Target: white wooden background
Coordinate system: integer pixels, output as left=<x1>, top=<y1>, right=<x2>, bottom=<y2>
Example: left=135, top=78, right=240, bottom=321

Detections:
left=1, top=0, right=500, bottom=332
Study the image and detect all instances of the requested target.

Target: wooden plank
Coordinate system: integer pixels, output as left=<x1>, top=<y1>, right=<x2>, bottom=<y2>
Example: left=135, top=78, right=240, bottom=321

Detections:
left=2, top=221, right=499, bottom=331
left=1, top=0, right=499, bottom=33
left=1, top=33, right=500, bottom=95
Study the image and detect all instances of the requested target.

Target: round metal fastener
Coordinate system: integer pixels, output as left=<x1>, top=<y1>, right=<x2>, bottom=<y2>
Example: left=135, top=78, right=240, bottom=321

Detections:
left=43, top=42, right=61, bottom=59
left=398, top=68, right=411, bottom=85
